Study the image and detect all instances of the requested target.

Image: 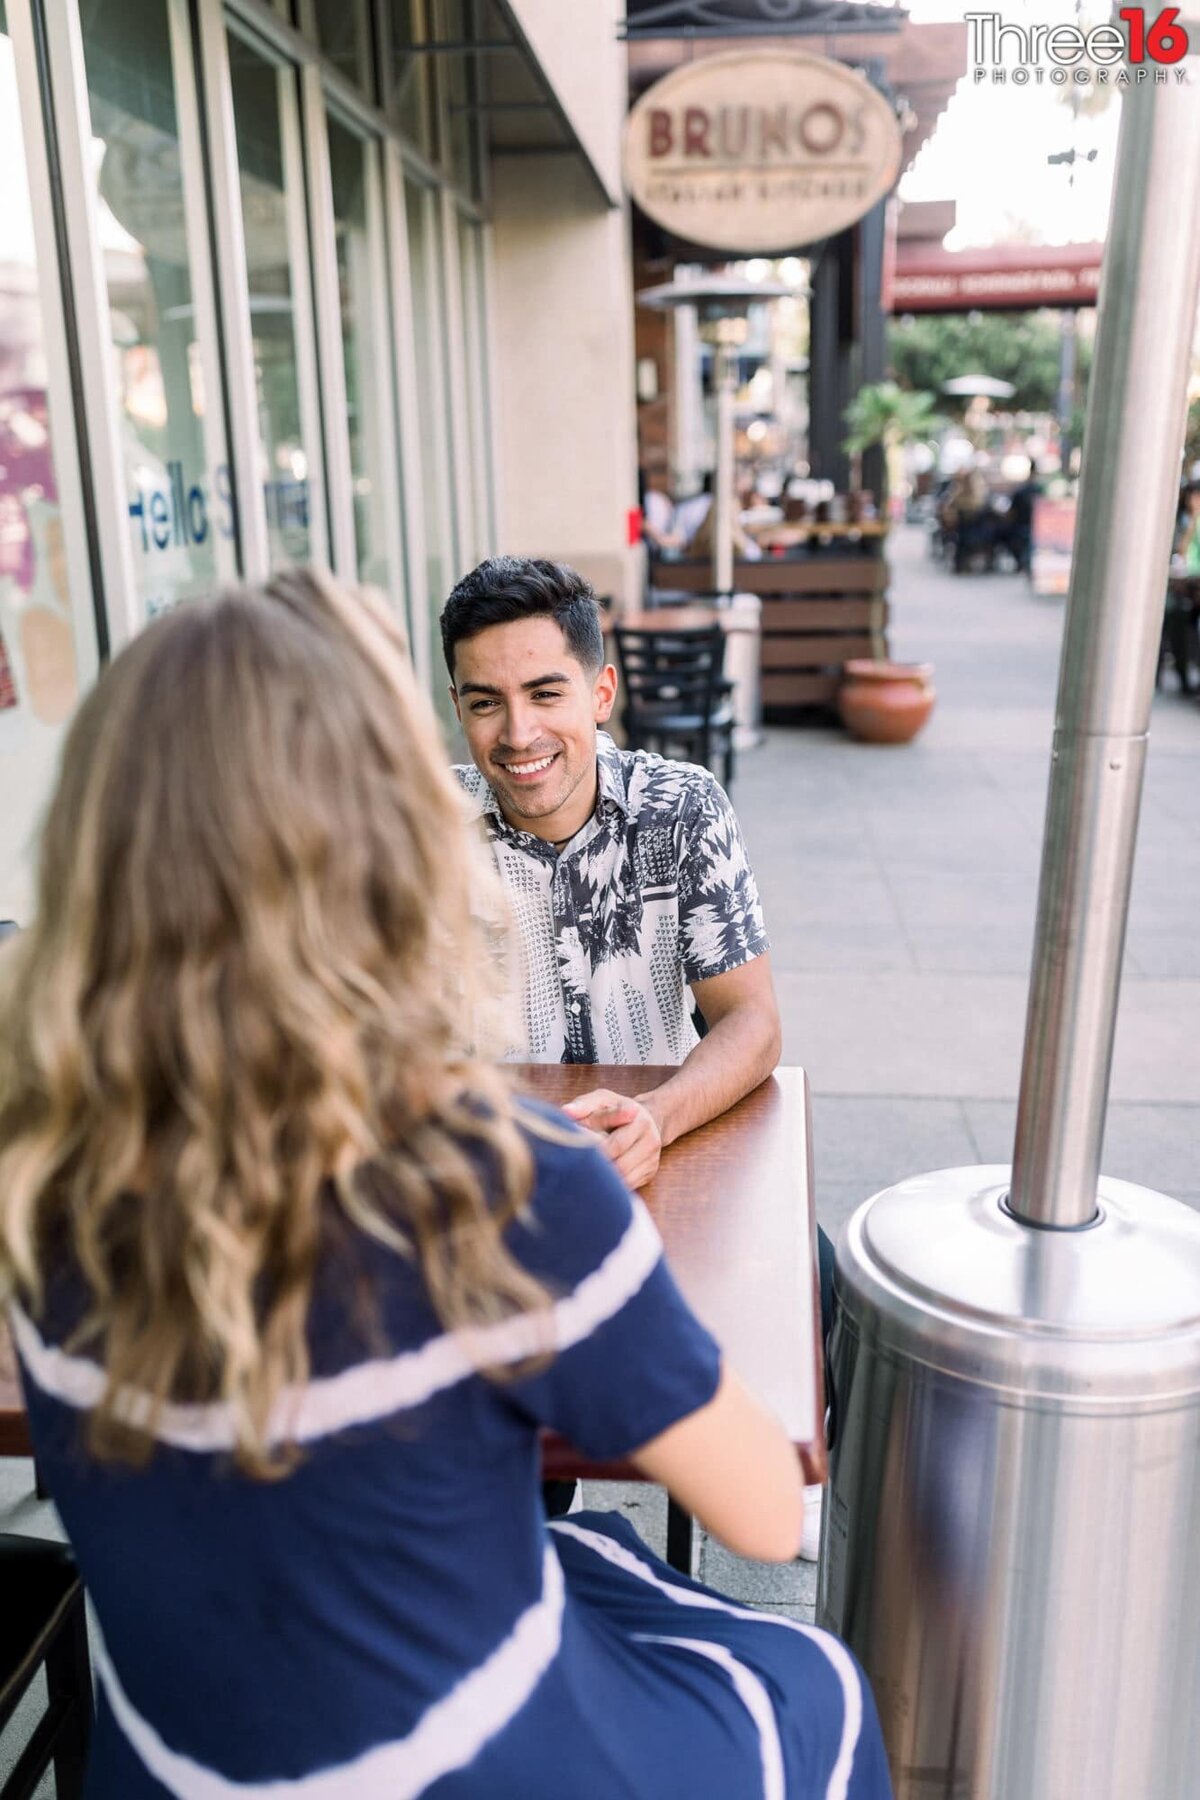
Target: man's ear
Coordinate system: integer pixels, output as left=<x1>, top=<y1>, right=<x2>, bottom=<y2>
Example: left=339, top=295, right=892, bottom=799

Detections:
left=593, top=662, right=619, bottom=725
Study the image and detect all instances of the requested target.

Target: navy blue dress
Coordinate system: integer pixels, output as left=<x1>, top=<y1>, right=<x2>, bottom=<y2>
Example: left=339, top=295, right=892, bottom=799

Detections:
left=13, top=1103, right=890, bottom=1799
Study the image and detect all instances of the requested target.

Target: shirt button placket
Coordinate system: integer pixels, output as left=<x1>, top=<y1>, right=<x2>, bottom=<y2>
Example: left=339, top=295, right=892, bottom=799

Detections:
left=552, top=861, right=587, bottom=1059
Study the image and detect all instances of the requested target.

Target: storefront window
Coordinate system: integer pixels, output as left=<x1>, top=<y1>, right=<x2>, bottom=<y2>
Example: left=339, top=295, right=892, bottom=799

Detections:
left=456, top=213, right=492, bottom=563
left=310, top=0, right=372, bottom=93
left=385, top=0, right=435, bottom=156
left=435, top=0, right=482, bottom=198
left=0, top=2, right=99, bottom=919
left=227, top=33, right=317, bottom=569
left=327, top=116, right=394, bottom=593
left=81, top=0, right=230, bottom=621
left=405, top=179, right=454, bottom=617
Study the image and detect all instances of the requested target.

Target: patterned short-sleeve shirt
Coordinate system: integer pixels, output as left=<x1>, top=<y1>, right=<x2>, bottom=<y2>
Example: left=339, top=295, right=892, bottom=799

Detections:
left=454, top=733, right=769, bottom=1065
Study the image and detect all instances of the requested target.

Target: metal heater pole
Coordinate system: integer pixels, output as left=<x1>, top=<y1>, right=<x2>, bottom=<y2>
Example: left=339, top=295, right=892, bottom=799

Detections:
left=713, top=339, right=736, bottom=597
left=1009, top=58, right=1200, bottom=1229
left=821, top=46, right=1200, bottom=1797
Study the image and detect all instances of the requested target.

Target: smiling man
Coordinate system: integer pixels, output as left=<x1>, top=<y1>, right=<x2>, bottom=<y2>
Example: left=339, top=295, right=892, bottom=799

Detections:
left=442, top=556, right=782, bottom=1193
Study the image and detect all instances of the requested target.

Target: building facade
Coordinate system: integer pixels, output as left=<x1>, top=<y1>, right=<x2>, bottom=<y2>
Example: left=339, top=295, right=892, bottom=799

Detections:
left=0, top=0, right=638, bottom=920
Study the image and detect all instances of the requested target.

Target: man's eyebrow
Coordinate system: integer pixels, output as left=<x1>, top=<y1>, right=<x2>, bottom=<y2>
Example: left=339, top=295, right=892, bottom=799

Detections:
left=457, top=671, right=574, bottom=696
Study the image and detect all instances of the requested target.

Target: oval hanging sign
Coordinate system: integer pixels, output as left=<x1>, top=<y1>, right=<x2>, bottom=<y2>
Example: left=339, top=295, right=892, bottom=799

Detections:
left=623, top=50, right=904, bottom=254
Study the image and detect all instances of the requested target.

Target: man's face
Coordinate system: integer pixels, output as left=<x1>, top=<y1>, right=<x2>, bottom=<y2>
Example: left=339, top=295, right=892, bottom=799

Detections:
left=452, top=615, right=617, bottom=841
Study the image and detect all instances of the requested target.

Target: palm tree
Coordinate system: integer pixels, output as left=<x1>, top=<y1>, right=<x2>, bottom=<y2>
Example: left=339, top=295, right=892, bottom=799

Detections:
left=843, top=381, right=943, bottom=511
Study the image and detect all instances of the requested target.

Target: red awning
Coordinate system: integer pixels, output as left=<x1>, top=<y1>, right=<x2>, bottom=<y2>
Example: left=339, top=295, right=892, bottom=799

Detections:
left=887, top=241, right=1104, bottom=314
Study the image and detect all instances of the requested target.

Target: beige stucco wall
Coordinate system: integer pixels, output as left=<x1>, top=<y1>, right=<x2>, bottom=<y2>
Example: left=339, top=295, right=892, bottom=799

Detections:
left=502, top=0, right=625, bottom=202
left=488, top=150, right=641, bottom=610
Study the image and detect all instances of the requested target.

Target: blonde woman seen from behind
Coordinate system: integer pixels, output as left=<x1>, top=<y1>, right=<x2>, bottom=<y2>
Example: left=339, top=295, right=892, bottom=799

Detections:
left=0, top=570, right=890, bottom=1800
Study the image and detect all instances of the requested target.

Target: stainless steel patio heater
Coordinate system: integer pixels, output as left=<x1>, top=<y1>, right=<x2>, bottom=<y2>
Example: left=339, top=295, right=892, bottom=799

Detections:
left=817, top=42, right=1200, bottom=1800
left=637, top=274, right=793, bottom=597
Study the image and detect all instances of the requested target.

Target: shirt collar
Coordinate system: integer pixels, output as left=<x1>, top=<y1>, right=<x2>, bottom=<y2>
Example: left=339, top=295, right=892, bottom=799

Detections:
left=594, top=731, right=630, bottom=819
left=465, top=731, right=630, bottom=832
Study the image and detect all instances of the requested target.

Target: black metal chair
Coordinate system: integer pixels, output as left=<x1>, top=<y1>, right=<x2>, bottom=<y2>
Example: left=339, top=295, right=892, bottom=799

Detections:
left=614, top=623, right=735, bottom=788
left=0, top=1536, right=92, bottom=1800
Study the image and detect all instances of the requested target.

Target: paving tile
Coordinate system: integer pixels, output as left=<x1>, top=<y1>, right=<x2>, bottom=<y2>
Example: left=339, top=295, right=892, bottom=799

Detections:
left=861, top=819, right=1041, bottom=879
left=748, top=819, right=877, bottom=870
left=812, top=1097, right=977, bottom=1194
left=746, top=1598, right=818, bottom=1624
left=581, top=1480, right=667, bottom=1560
left=0, top=1458, right=58, bottom=1537
left=699, top=1536, right=814, bottom=1607
left=885, top=871, right=1036, bottom=930
left=906, top=924, right=1036, bottom=976
left=962, top=1101, right=1200, bottom=1199
left=776, top=971, right=1030, bottom=1099
left=758, top=870, right=901, bottom=930
left=765, top=917, right=916, bottom=975
left=1122, top=929, right=1200, bottom=979
left=1110, top=987, right=1200, bottom=1101
left=776, top=968, right=1200, bottom=1105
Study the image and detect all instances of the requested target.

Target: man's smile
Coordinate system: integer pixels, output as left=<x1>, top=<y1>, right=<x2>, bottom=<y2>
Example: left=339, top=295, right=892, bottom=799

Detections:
left=497, top=751, right=561, bottom=782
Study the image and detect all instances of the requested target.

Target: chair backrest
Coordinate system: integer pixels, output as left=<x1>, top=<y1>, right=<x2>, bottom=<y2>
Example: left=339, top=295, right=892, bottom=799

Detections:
left=614, top=624, right=726, bottom=718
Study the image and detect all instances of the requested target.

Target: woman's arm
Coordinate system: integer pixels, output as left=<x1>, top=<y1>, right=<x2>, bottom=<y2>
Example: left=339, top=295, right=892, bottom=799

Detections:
left=632, top=1362, right=805, bottom=1563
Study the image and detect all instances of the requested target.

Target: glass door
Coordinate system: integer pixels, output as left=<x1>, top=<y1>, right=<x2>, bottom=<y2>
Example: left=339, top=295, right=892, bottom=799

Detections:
left=226, top=20, right=326, bottom=570
left=0, top=0, right=101, bottom=918
left=79, top=0, right=235, bottom=621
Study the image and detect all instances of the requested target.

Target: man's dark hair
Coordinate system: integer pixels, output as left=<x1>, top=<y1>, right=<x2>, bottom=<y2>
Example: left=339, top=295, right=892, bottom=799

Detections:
left=440, top=557, right=603, bottom=678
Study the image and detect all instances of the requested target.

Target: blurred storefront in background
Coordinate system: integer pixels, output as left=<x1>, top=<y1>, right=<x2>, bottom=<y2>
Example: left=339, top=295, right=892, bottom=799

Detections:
left=0, top=0, right=637, bottom=919
left=625, top=2, right=967, bottom=502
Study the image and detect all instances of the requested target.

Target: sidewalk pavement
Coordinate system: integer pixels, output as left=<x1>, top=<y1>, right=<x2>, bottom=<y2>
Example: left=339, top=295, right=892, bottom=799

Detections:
left=738, top=522, right=1200, bottom=1244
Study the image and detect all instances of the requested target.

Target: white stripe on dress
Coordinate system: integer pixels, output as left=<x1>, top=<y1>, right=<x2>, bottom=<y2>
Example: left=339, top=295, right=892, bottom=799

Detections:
left=6, top=1199, right=662, bottom=1452
left=552, top=1521, right=865, bottom=1800
left=92, top=1544, right=564, bottom=1799
left=638, top=1634, right=786, bottom=1800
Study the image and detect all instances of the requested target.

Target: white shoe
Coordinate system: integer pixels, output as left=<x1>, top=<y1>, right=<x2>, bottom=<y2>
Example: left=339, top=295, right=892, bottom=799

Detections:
left=799, top=1484, right=823, bottom=1562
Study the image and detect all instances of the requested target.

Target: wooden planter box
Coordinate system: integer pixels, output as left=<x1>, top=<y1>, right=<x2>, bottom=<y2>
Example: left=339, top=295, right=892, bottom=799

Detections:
left=656, top=553, right=890, bottom=718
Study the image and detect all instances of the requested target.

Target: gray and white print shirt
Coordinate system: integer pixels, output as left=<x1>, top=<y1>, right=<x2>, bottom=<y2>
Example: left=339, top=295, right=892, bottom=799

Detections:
left=454, top=733, right=769, bottom=1065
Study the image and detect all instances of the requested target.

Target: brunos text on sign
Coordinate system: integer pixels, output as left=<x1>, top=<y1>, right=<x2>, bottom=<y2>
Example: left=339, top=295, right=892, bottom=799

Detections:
left=622, top=50, right=903, bottom=256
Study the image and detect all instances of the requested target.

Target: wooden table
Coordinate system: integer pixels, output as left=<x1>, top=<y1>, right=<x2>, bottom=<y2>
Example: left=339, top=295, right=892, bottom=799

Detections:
left=1, top=1067, right=824, bottom=1569
left=521, top=1063, right=823, bottom=1477
left=748, top=520, right=890, bottom=551
left=0, top=1322, right=23, bottom=1456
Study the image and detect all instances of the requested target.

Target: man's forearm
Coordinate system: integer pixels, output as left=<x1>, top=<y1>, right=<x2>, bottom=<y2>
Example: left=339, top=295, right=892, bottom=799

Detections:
left=637, top=1004, right=779, bottom=1149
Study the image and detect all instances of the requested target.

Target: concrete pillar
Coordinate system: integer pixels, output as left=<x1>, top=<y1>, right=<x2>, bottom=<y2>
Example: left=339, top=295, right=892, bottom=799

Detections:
left=489, top=154, right=641, bottom=609
left=808, top=230, right=854, bottom=492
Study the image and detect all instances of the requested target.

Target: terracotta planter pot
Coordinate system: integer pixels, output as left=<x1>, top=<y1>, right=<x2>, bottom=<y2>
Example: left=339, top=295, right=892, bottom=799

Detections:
left=838, top=659, right=936, bottom=745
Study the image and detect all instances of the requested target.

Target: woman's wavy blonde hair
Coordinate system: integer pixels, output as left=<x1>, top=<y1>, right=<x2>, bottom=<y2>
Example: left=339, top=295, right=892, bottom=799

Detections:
left=0, top=569, right=547, bottom=1474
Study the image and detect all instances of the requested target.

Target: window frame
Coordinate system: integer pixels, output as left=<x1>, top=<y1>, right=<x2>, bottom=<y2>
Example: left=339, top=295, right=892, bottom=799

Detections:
left=4, top=0, right=105, bottom=677
left=213, top=3, right=331, bottom=572
left=25, top=0, right=498, bottom=689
